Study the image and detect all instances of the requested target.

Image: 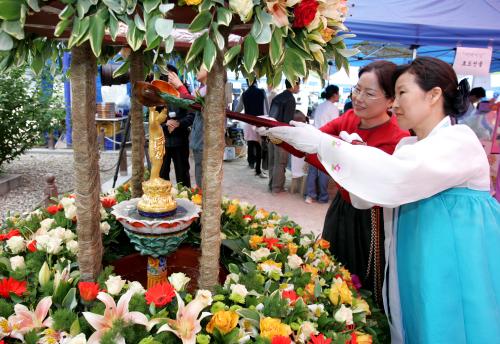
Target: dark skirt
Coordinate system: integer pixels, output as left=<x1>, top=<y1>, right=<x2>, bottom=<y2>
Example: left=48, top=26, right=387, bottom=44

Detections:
left=322, top=193, right=385, bottom=307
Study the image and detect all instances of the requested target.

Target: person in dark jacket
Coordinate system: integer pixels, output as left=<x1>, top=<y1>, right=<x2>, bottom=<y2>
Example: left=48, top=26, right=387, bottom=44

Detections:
left=268, top=79, right=300, bottom=193
left=159, top=65, right=194, bottom=187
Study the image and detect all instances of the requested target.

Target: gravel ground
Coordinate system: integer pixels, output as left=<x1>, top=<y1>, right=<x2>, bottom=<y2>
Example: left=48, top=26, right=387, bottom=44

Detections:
left=0, top=149, right=124, bottom=218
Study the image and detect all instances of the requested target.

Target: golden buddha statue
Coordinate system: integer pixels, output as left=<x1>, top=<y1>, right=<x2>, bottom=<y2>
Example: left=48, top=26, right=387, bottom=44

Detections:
left=137, top=107, right=177, bottom=217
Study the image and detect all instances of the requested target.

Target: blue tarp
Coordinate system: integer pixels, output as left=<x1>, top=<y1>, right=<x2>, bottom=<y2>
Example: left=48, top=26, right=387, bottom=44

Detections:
left=343, top=0, right=500, bottom=71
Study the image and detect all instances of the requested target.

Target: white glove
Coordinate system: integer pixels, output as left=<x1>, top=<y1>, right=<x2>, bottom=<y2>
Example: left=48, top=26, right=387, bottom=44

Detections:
left=261, top=120, right=325, bottom=154
left=339, top=131, right=364, bottom=144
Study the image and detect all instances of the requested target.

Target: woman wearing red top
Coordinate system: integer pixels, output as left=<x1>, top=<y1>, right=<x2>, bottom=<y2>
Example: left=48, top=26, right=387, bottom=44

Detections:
left=317, top=61, right=409, bottom=305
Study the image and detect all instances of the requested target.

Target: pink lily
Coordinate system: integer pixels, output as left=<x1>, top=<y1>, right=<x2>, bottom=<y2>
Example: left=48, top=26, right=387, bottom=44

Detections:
left=7, top=296, right=53, bottom=340
left=83, top=291, right=149, bottom=344
left=152, top=290, right=212, bottom=344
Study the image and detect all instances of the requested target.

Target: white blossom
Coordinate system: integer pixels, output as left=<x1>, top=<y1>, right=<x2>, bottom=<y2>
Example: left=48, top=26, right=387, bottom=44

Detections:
left=168, top=272, right=191, bottom=291
left=66, top=240, right=79, bottom=255
left=6, top=236, right=25, bottom=254
left=100, top=222, right=111, bottom=235
left=9, top=256, right=25, bottom=270
left=334, top=304, right=353, bottom=325
left=287, top=254, right=303, bottom=269
left=105, top=275, right=126, bottom=295
left=250, top=247, right=271, bottom=262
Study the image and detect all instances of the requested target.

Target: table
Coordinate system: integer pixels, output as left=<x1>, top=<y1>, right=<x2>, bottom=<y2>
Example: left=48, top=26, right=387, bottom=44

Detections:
left=95, top=116, right=128, bottom=150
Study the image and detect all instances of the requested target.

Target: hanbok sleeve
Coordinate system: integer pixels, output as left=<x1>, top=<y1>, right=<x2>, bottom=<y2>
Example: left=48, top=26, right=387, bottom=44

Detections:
left=317, top=125, right=489, bottom=208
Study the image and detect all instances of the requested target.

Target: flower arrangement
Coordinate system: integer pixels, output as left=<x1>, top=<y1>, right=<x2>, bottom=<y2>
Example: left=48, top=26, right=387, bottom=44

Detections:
left=0, top=185, right=385, bottom=343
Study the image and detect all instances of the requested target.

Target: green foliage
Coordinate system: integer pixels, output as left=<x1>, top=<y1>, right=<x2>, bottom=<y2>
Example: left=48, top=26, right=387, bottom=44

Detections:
left=52, top=308, right=78, bottom=332
left=24, top=330, right=39, bottom=344
left=0, top=298, right=14, bottom=318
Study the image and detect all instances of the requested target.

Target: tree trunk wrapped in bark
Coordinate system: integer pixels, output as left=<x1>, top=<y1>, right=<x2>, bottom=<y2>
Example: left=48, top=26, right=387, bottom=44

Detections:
left=130, top=51, right=145, bottom=198
left=199, top=55, right=226, bottom=290
left=70, top=43, right=102, bottom=281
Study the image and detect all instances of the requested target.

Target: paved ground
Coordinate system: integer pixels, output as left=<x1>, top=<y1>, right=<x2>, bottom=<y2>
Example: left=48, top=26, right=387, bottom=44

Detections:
left=1, top=148, right=334, bottom=235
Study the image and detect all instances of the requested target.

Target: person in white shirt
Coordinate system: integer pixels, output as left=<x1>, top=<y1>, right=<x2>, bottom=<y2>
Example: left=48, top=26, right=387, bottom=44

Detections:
left=305, top=85, right=340, bottom=203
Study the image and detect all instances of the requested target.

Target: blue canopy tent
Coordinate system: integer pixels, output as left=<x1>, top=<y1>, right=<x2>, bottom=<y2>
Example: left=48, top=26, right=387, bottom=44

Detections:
left=342, top=0, right=500, bottom=72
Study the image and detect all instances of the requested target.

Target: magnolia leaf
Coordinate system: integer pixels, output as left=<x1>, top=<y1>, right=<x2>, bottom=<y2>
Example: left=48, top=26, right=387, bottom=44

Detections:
left=112, top=60, right=130, bottom=78
left=134, top=13, right=146, bottom=31
left=159, top=3, right=175, bottom=14
left=31, top=53, right=44, bottom=74
left=145, top=15, right=159, bottom=46
left=54, top=18, right=71, bottom=37
left=27, top=0, right=40, bottom=12
left=189, top=10, right=212, bottom=33
left=203, top=39, right=216, bottom=72
left=164, top=35, right=174, bottom=53
left=259, top=8, right=273, bottom=26
left=270, top=28, right=283, bottom=65
left=143, top=0, right=161, bottom=13
left=250, top=14, right=263, bottom=38
left=199, top=0, right=215, bottom=12
left=89, top=14, right=105, bottom=56
left=62, top=288, right=77, bottom=310
left=74, top=16, right=90, bottom=45
left=228, top=263, right=240, bottom=274
left=59, top=5, right=75, bottom=20
left=2, top=21, right=24, bottom=40
left=131, top=28, right=145, bottom=51
left=0, top=0, right=22, bottom=21
left=243, top=35, right=258, bottom=73
left=103, top=0, right=126, bottom=13
left=155, top=18, right=173, bottom=38
left=69, top=318, right=81, bottom=337
left=144, top=36, right=161, bottom=51
left=255, top=24, right=271, bottom=44
left=108, top=12, right=119, bottom=41
left=217, top=7, right=232, bottom=26
left=126, top=0, right=137, bottom=14
left=185, top=32, right=207, bottom=64
left=283, top=48, right=306, bottom=81
left=337, top=47, right=360, bottom=58
left=237, top=308, right=261, bottom=328
left=76, top=0, right=93, bottom=19
left=223, top=44, right=241, bottom=65
left=0, top=31, right=14, bottom=51
left=213, top=24, right=224, bottom=50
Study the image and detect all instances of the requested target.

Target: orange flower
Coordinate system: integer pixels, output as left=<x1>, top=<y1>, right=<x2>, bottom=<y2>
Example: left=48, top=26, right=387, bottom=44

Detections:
left=320, top=27, right=335, bottom=42
left=263, top=237, right=283, bottom=250
left=46, top=204, right=63, bottom=215
left=281, top=290, right=299, bottom=304
left=0, top=277, right=27, bottom=298
left=287, top=243, right=298, bottom=255
left=302, top=264, right=318, bottom=277
left=302, top=283, right=316, bottom=301
left=249, top=235, right=264, bottom=249
left=354, top=332, right=372, bottom=344
left=309, top=333, right=332, bottom=344
left=0, top=229, right=21, bottom=241
left=145, top=282, right=176, bottom=307
left=78, top=281, right=100, bottom=302
left=100, top=197, right=117, bottom=208
left=27, top=240, right=37, bottom=252
left=226, top=204, right=238, bottom=216
left=315, top=239, right=330, bottom=250
left=272, top=336, right=291, bottom=344
left=191, top=194, right=202, bottom=205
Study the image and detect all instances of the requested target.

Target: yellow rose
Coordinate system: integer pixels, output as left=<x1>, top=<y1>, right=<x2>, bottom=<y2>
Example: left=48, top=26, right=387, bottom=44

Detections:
left=191, top=194, right=202, bottom=205
left=314, top=239, right=330, bottom=250
left=353, top=298, right=371, bottom=315
left=355, top=332, right=373, bottom=344
left=287, top=243, right=298, bottom=255
left=185, top=0, right=203, bottom=4
left=302, top=282, right=316, bottom=301
left=260, top=317, right=292, bottom=339
left=226, top=204, right=238, bottom=216
left=329, top=279, right=353, bottom=306
left=249, top=235, right=264, bottom=249
left=206, top=310, right=239, bottom=334
left=339, top=267, right=351, bottom=282
left=302, top=264, right=318, bottom=277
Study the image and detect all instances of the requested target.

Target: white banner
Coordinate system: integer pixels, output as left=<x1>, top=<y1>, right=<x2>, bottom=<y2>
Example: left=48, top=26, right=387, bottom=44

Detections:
left=453, top=47, right=492, bottom=76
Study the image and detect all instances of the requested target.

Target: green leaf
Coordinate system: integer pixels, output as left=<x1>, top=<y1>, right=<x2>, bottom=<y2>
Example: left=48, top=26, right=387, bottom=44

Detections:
left=54, top=18, right=71, bottom=37
left=199, top=0, right=215, bottom=12
left=108, top=12, right=119, bottom=41
left=217, top=7, right=232, bottom=26
left=134, top=13, right=145, bottom=31
left=59, top=5, right=75, bottom=20
left=0, top=0, right=22, bottom=21
left=0, top=31, right=14, bottom=51
left=213, top=24, right=224, bottom=50
left=126, top=0, right=137, bottom=14
left=103, top=0, right=125, bottom=13
left=27, top=0, right=40, bottom=12
left=237, top=308, right=261, bottom=328
left=62, top=288, right=77, bottom=310
left=283, top=48, right=306, bottom=81
left=74, top=16, right=90, bottom=45
left=112, top=60, right=130, bottom=78
left=188, top=10, right=212, bottom=33
left=89, top=13, right=105, bottom=56
left=270, top=28, right=283, bottom=65
left=203, top=39, right=216, bottom=71
left=164, top=35, right=174, bottom=53
left=143, top=0, right=161, bottom=13
left=185, top=32, right=207, bottom=64
left=223, top=45, right=241, bottom=65
left=243, top=35, right=258, bottom=73
left=337, top=48, right=360, bottom=58
left=69, top=318, right=81, bottom=337
left=155, top=18, right=173, bottom=38
left=159, top=3, right=174, bottom=14
left=255, top=24, right=271, bottom=44
left=76, top=0, right=93, bottom=19
left=31, top=53, right=44, bottom=74
left=2, top=21, right=24, bottom=40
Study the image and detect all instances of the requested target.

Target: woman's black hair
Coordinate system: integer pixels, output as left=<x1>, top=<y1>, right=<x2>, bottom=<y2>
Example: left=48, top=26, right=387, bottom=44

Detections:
left=393, top=57, right=470, bottom=117
left=321, top=84, right=339, bottom=99
left=358, top=60, right=397, bottom=99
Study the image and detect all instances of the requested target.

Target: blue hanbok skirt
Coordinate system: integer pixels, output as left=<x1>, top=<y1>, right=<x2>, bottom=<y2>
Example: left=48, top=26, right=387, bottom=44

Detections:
left=397, top=188, right=500, bottom=343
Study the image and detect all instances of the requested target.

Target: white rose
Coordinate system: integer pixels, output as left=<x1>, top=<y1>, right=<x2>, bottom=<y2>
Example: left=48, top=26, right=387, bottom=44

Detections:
left=300, top=236, right=313, bottom=247
left=230, top=284, right=248, bottom=298
left=60, top=197, right=75, bottom=208
left=224, top=273, right=239, bottom=287
left=10, top=256, right=25, bottom=270
left=46, top=237, right=63, bottom=254
left=262, top=226, right=276, bottom=238
left=127, top=281, right=145, bottom=295
left=178, top=191, right=188, bottom=199
left=6, top=236, right=25, bottom=254
left=66, top=240, right=79, bottom=255
left=334, top=304, right=353, bottom=325
left=308, top=304, right=325, bottom=319
left=66, top=333, right=87, bottom=344
left=63, top=230, right=76, bottom=242
left=168, top=272, right=191, bottom=292
left=100, top=206, right=108, bottom=220
left=36, top=234, right=51, bottom=250
left=64, top=204, right=77, bottom=220
left=250, top=247, right=271, bottom=262
left=255, top=303, right=264, bottom=311
left=100, top=222, right=111, bottom=235
left=280, top=233, right=294, bottom=243
left=51, top=227, right=66, bottom=239
left=194, top=289, right=213, bottom=307
left=296, top=321, right=317, bottom=344
left=287, top=254, right=303, bottom=269
left=39, top=218, right=55, bottom=231
left=105, top=275, right=126, bottom=295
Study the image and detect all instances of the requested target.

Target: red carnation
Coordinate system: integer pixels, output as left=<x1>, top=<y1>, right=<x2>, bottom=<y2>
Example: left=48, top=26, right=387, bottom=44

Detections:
left=0, top=229, right=21, bottom=241
left=263, top=237, right=283, bottom=250
left=27, top=240, right=37, bottom=252
left=78, top=281, right=100, bottom=302
left=145, top=282, right=176, bottom=307
left=46, top=204, right=63, bottom=215
left=243, top=215, right=253, bottom=221
left=282, top=227, right=295, bottom=235
left=282, top=290, right=299, bottom=304
left=0, top=277, right=27, bottom=299
left=293, top=0, right=319, bottom=28
left=272, top=336, right=291, bottom=344
left=309, top=333, right=332, bottom=344
left=100, top=197, right=117, bottom=209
